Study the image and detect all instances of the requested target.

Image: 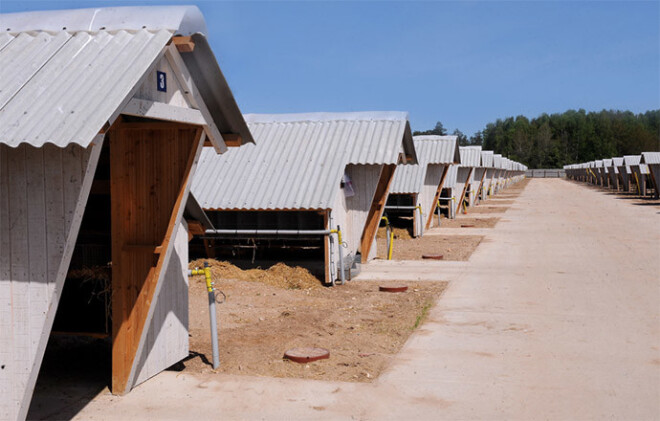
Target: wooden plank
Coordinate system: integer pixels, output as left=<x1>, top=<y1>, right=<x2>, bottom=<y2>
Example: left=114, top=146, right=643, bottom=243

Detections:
left=172, top=36, right=195, bottom=53
left=359, top=164, right=396, bottom=263
left=222, top=133, right=242, bottom=147
left=426, top=165, right=449, bottom=230
left=187, top=220, right=205, bottom=236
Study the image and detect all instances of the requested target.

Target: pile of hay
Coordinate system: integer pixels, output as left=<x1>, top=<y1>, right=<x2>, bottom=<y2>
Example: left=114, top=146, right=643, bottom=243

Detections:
left=188, top=259, right=322, bottom=290
left=377, top=226, right=414, bottom=240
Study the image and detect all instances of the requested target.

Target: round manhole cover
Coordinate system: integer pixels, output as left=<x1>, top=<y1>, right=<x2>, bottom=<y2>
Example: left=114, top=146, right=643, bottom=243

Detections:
left=379, top=285, right=408, bottom=293
left=284, top=347, right=330, bottom=363
left=422, top=254, right=444, bottom=260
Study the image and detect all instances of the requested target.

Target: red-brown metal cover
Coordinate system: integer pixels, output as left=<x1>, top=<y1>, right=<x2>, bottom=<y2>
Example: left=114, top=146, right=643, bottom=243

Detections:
left=379, top=285, right=408, bottom=293
left=284, top=347, right=330, bottom=363
left=422, top=254, right=444, bottom=260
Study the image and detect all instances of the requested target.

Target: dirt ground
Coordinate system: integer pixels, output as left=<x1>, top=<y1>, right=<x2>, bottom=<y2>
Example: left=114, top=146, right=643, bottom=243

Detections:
left=186, top=265, right=447, bottom=383
left=438, top=217, right=500, bottom=228
left=376, top=235, right=483, bottom=261
left=482, top=199, right=515, bottom=205
left=464, top=205, right=508, bottom=214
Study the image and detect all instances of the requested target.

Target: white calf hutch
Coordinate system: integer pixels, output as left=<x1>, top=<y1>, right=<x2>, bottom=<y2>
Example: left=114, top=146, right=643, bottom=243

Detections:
left=480, top=150, right=495, bottom=200
left=191, top=112, right=416, bottom=284
left=640, top=152, right=660, bottom=199
left=456, top=146, right=483, bottom=211
left=387, top=135, right=460, bottom=236
left=0, top=6, right=253, bottom=420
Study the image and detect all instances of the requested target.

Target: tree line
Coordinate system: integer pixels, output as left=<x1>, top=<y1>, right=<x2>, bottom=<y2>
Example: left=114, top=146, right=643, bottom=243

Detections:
left=414, top=109, right=660, bottom=169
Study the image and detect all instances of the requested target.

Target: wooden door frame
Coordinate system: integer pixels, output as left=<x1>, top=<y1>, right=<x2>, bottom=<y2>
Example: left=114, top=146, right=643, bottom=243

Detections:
left=425, top=165, right=449, bottom=230
left=359, top=164, right=396, bottom=263
left=110, top=121, right=204, bottom=395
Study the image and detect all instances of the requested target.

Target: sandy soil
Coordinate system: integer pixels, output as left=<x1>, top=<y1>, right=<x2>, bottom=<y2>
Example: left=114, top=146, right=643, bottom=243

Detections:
left=186, top=263, right=447, bottom=383
left=464, top=206, right=508, bottom=214
left=438, top=217, right=500, bottom=228
left=482, top=199, right=515, bottom=205
left=376, top=235, right=483, bottom=261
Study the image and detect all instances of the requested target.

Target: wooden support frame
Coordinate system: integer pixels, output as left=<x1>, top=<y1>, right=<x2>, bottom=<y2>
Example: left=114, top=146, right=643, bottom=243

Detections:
left=425, top=165, right=450, bottom=230
left=458, top=168, right=474, bottom=214
left=359, top=164, right=396, bottom=263
left=474, top=169, right=487, bottom=205
left=110, top=121, right=203, bottom=395
left=172, top=36, right=195, bottom=53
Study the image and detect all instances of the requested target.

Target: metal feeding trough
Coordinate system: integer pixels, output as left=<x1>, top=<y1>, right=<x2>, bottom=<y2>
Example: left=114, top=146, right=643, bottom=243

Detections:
left=379, top=285, right=408, bottom=293
left=284, top=347, right=330, bottom=363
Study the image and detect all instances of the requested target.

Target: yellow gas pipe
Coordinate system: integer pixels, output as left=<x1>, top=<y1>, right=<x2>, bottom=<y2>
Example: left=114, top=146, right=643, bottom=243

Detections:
left=381, top=216, right=394, bottom=260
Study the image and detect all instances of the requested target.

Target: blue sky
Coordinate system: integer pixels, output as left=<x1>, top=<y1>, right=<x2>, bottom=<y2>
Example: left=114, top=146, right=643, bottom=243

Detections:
left=2, top=1, right=658, bottom=136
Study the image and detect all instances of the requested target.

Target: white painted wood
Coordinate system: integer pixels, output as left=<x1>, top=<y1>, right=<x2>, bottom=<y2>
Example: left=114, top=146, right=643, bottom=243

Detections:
left=133, top=220, right=190, bottom=386
left=0, top=140, right=102, bottom=421
left=419, top=164, right=443, bottom=229
left=164, top=45, right=226, bottom=153
left=121, top=99, right=206, bottom=126
left=133, top=55, right=192, bottom=108
left=0, top=145, right=11, bottom=421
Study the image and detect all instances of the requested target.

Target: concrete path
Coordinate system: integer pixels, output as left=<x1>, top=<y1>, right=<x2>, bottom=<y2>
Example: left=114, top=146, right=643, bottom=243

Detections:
left=56, top=179, right=660, bottom=420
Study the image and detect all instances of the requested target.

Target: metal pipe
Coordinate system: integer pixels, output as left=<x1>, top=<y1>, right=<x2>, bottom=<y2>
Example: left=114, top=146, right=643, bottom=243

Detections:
left=333, top=225, right=345, bottom=284
left=188, top=262, right=220, bottom=369
left=328, top=232, right=336, bottom=286
left=381, top=215, right=393, bottom=260
left=384, top=205, right=418, bottom=210
left=205, top=229, right=331, bottom=236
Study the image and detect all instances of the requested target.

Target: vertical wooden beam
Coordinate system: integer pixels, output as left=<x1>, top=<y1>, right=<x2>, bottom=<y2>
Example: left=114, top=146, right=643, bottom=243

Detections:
left=425, top=165, right=449, bottom=230
left=359, top=164, right=396, bottom=263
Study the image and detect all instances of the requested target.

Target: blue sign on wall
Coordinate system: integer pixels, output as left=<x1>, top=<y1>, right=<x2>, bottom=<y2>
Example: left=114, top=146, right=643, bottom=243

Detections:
left=157, top=71, right=167, bottom=92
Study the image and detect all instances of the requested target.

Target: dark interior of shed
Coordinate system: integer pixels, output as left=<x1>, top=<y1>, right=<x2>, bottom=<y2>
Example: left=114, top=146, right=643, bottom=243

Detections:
left=189, top=210, right=326, bottom=280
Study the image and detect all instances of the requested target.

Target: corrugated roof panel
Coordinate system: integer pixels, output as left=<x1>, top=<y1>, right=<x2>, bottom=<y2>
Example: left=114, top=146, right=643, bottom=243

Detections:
left=0, top=32, right=14, bottom=49
left=0, top=28, right=172, bottom=148
left=493, top=154, right=502, bottom=169
left=192, top=112, right=411, bottom=210
left=389, top=135, right=459, bottom=194
left=641, top=152, right=660, bottom=165
left=459, top=146, right=482, bottom=167
left=623, top=155, right=641, bottom=166
left=481, top=150, right=494, bottom=167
